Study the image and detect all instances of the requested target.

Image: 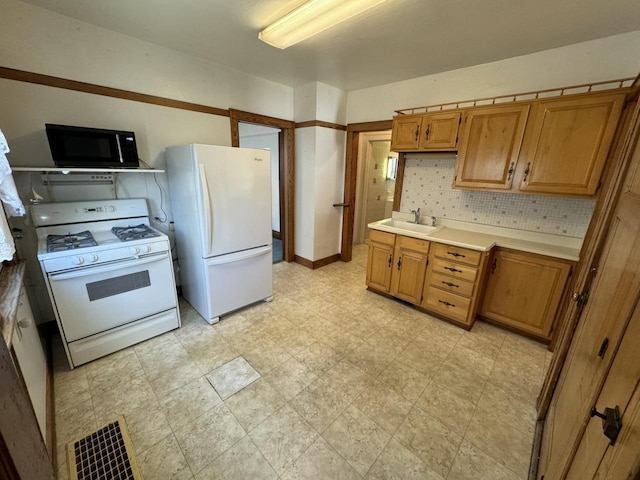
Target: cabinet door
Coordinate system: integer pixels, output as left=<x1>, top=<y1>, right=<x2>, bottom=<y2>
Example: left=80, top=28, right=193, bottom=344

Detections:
left=518, top=92, right=625, bottom=195
left=390, top=114, right=422, bottom=151
left=454, top=104, right=530, bottom=190
left=366, top=240, right=395, bottom=293
left=479, top=249, right=572, bottom=340
left=390, top=237, right=430, bottom=304
left=418, top=112, right=461, bottom=150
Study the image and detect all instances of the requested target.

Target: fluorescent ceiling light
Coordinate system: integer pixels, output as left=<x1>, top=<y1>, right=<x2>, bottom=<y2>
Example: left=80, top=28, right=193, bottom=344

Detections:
left=259, top=0, right=388, bottom=49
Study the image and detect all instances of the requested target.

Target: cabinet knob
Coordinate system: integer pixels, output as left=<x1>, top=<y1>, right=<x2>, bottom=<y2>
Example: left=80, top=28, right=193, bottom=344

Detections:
left=522, top=162, right=531, bottom=182
left=590, top=405, right=622, bottom=445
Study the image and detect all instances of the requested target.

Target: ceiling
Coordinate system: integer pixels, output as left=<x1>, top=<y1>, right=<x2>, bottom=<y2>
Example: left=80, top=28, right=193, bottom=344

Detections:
left=21, top=0, right=640, bottom=91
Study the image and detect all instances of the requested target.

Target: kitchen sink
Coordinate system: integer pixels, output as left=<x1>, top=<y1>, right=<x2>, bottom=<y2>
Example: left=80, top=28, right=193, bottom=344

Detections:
left=379, top=218, right=440, bottom=234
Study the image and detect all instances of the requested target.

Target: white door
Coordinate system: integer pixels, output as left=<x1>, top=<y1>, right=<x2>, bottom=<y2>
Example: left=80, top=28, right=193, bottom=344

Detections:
left=204, top=245, right=273, bottom=320
left=195, top=144, right=272, bottom=257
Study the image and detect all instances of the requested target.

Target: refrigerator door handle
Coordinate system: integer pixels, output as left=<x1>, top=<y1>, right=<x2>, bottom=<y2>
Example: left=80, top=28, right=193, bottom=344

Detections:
left=206, top=246, right=271, bottom=266
left=198, top=164, right=214, bottom=257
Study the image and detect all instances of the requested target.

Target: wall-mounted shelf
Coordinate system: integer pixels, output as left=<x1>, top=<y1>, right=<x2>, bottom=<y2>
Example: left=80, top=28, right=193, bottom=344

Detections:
left=11, top=166, right=164, bottom=173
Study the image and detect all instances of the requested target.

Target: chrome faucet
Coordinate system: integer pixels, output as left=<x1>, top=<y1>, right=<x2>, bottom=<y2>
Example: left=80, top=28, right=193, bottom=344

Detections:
left=430, top=216, right=437, bottom=227
left=411, top=208, right=421, bottom=224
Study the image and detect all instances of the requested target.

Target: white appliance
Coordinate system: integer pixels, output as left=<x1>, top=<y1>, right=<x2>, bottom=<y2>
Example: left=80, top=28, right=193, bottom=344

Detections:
left=166, top=144, right=273, bottom=324
left=32, top=199, right=180, bottom=368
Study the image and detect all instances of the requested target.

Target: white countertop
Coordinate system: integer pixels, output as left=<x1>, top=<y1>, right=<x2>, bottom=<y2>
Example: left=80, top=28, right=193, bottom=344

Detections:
left=368, top=213, right=582, bottom=261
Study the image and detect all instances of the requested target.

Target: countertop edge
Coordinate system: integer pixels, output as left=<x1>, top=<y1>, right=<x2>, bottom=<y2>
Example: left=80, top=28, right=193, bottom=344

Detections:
left=368, top=223, right=580, bottom=262
left=0, top=262, right=26, bottom=347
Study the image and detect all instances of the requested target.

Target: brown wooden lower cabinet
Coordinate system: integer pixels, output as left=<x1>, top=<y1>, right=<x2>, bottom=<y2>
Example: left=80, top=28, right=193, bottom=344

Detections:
left=390, top=235, right=430, bottom=305
left=366, top=230, right=396, bottom=293
left=479, top=248, right=573, bottom=342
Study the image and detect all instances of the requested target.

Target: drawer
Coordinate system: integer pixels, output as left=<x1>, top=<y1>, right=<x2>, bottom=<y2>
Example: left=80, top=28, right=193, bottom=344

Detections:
left=397, top=235, right=430, bottom=254
left=431, top=257, right=478, bottom=282
left=433, top=243, right=482, bottom=266
left=424, top=286, right=472, bottom=324
left=369, top=229, right=396, bottom=247
left=430, top=271, right=474, bottom=297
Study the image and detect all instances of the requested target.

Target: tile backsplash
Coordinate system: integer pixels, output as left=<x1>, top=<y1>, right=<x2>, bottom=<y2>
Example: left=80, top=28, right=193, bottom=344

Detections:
left=400, top=157, right=596, bottom=238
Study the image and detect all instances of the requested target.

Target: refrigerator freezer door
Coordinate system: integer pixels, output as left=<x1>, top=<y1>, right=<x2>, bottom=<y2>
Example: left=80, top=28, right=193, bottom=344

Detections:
left=204, top=245, right=273, bottom=323
left=195, top=145, right=272, bottom=257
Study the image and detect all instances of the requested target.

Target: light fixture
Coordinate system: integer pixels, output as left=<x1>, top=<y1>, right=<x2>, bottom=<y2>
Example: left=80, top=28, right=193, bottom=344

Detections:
left=259, top=0, right=388, bottom=49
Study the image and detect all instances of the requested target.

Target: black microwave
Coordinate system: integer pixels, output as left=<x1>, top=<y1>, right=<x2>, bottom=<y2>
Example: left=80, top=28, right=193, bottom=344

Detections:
left=45, top=124, right=140, bottom=168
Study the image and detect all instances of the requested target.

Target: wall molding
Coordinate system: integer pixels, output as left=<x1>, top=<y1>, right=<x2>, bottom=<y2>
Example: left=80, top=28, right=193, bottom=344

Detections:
left=294, top=120, right=347, bottom=131
left=294, top=253, right=341, bottom=269
left=0, top=66, right=230, bottom=117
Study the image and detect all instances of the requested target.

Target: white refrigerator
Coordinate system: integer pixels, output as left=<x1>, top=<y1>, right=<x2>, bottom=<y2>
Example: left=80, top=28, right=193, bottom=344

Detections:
left=166, top=144, right=273, bottom=324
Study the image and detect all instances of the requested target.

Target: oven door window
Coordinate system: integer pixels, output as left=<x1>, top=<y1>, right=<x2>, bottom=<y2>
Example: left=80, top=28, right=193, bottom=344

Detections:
left=48, top=253, right=176, bottom=342
left=86, top=271, right=151, bottom=301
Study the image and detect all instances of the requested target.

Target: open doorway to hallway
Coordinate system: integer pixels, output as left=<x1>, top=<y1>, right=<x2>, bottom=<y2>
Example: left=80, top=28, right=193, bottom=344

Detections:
left=353, top=131, right=397, bottom=245
left=238, top=122, right=284, bottom=263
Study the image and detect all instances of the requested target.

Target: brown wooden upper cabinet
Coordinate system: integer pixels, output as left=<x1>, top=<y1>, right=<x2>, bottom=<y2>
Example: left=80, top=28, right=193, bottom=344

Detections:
left=391, top=111, right=461, bottom=151
left=517, top=92, right=626, bottom=196
left=453, top=104, right=530, bottom=190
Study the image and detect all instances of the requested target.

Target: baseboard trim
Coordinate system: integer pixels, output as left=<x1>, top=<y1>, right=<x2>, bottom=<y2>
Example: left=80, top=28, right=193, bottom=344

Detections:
left=272, top=230, right=281, bottom=240
left=294, top=254, right=341, bottom=270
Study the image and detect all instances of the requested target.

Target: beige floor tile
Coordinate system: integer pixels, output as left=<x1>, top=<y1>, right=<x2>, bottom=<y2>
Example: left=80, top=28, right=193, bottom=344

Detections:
left=321, top=329, right=364, bottom=356
left=488, top=359, right=543, bottom=406
left=224, top=378, right=286, bottom=432
left=476, top=383, right=537, bottom=436
left=455, top=331, right=503, bottom=359
left=289, top=379, right=351, bottom=433
left=281, top=436, right=361, bottom=480
left=446, top=345, right=495, bottom=377
left=263, top=357, right=318, bottom=400
left=430, top=359, right=488, bottom=404
left=55, top=396, right=97, bottom=446
left=125, top=403, right=173, bottom=454
left=84, top=347, right=145, bottom=391
left=158, top=376, right=223, bottom=431
left=378, top=360, right=430, bottom=402
left=290, top=340, right=343, bottom=376
left=138, top=433, right=193, bottom=480
left=323, top=404, right=391, bottom=477
left=396, top=342, right=448, bottom=377
left=185, top=339, right=239, bottom=375
left=206, top=356, right=261, bottom=399
left=318, top=359, right=374, bottom=400
left=447, top=441, right=522, bottom=480
left=146, top=362, right=203, bottom=398
left=394, top=407, right=463, bottom=478
left=415, top=382, right=476, bottom=436
left=91, top=375, right=159, bottom=425
left=134, top=332, right=182, bottom=366
left=366, top=438, right=444, bottom=480
left=464, top=408, right=534, bottom=478
left=243, top=339, right=291, bottom=375
left=249, top=404, right=318, bottom=476
left=352, top=379, right=413, bottom=435
left=54, top=368, right=91, bottom=412
left=346, top=342, right=396, bottom=377
left=365, top=328, right=411, bottom=356
left=174, top=403, right=246, bottom=474
left=195, top=436, right=277, bottom=480
left=174, top=320, right=221, bottom=350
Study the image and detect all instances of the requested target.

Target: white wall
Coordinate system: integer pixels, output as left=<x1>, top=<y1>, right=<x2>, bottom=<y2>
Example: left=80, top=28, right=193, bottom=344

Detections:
left=346, top=31, right=640, bottom=123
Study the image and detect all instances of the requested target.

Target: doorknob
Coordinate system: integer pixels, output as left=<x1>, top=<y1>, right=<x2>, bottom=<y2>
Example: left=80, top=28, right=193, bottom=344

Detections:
left=590, top=405, right=622, bottom=445
left=333, top=203, right=350, bottom=207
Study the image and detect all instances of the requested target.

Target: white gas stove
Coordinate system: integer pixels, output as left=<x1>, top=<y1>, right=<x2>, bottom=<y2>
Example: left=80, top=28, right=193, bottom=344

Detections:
left=32, top=199, right=180, bottom=368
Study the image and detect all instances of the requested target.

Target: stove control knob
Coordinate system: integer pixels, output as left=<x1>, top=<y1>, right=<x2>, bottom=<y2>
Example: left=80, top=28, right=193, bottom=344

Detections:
left=90, top=254, right=99, bottom=263
left=144, top=245, right=152, bottom=253
left=72, top=256, right=85, bottom=265
left=130, top=246, right=141, bottom=255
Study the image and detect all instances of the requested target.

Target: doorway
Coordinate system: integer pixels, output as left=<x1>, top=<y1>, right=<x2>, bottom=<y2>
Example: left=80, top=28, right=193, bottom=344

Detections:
left=230, top=109, right=295, bottom=263
left=238, top=123, right=284, bottom=263
left=353, top=132, right=397, bottom=245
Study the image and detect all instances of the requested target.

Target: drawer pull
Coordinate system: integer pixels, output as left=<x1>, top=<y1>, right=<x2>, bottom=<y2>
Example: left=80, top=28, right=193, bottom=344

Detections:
left=444, top=266, right=462, bottom=273
left=397, top=257, right=402, bottom=270
left=447, top=251, right=466, bottom=258
left=438, top=300, right=455, bottom=307
left=442, top=281, right=459, bottom=288
left=388, top=254, right=392, bottom=268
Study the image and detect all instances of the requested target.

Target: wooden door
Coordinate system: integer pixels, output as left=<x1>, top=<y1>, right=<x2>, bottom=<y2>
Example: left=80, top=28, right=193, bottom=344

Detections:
left=565, top=300, right=640, bottom=479
left=518, top=92, right=625, bottom=196
left=536, top=132, right=640, bottom=478
left=479, top=249, right=572, bottom=341
left=390, top=237, right=429, bottom=304
left=454, top=104, right=529, bottom=190
left=418, top=111, right=461, bottom=150
left=366, top=233, right=395, bottom=293
left=390, top=114, right=422, bottom=151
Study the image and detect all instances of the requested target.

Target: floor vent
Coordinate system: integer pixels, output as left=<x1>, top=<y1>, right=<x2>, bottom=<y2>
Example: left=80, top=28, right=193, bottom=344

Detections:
left=67, top=416, right=142, bottom=480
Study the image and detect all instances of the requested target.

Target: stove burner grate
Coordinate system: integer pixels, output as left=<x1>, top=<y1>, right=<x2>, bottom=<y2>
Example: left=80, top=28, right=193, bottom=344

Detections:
left=47, top=231, right=98, bottom=253
left=111, top=224, right=161, bottom=242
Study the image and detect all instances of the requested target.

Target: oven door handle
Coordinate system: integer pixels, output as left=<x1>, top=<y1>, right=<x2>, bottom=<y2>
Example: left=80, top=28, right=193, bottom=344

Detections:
left=49, top=253, right=169, bottom=281
left=199, top=164, right=214, bottom=257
